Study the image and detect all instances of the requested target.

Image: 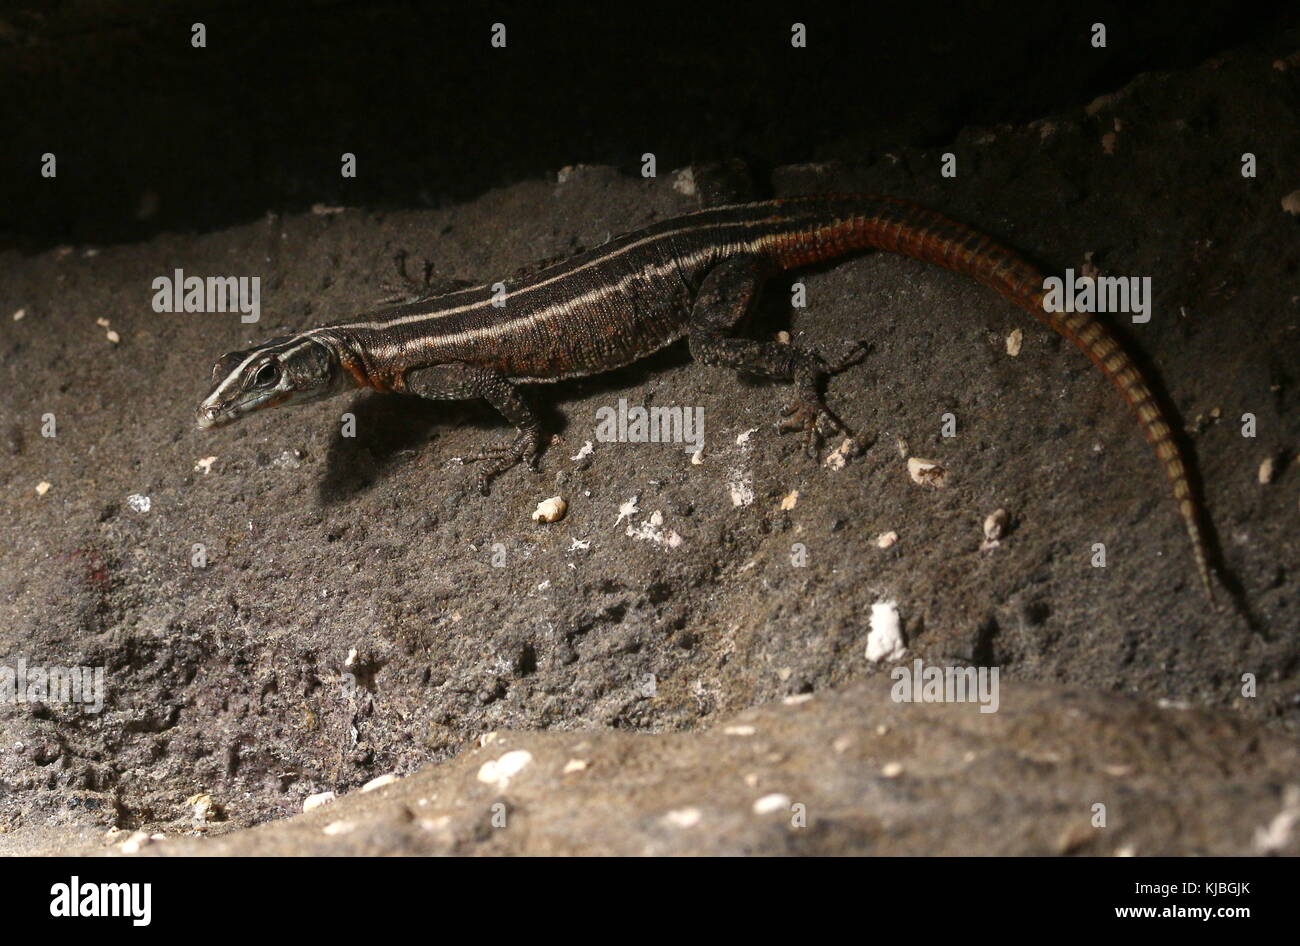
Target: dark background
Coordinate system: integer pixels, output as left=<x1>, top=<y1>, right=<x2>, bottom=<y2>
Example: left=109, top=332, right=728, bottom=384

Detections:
left=4, top=0, right=1298, bottom=249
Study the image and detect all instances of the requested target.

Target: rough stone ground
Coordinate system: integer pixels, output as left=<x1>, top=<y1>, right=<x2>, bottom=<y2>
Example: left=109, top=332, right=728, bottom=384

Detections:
left=1, top=40, right=1297, bottom=855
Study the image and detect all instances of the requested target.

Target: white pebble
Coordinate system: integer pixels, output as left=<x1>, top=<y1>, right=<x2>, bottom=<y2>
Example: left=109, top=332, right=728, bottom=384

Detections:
left=477, top=749, right=534, bottom=789
left=361, top=773, right=398, bottom=793
left=752, top=793, right=793, bottom=815
left=531, top=496, right=567, bottom=523
left=119, top=830, right=152, bottom=854
left=1258, top=456, right=1276, bottom=485
left=824, top=438, right=855, bottom=471
left=663, top=807, right=702, bottom=828
left=866, top=599, right=907, bottom=663
left=303, top=791, right=336, bottom=812
left=982, top=508, right=1010, bottom=550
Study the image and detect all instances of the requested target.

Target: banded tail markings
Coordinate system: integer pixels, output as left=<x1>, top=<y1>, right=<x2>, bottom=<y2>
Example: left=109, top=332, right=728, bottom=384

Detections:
left=780, top=197, right=1216, bottom=601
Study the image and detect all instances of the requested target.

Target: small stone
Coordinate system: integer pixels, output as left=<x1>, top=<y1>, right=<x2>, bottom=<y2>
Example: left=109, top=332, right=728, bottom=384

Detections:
left=982, top=508, right=1010, bottom=550
left=477, top=749, right=534, bottom=788
left=1006, top=328, right=1023, bottom=357
left=532, top=496, right=567, bottom=523
left=303, top=791, right=336, bottom=812
left=906, top=457, right=948, bottom=488
left=1258, top=456, right=1276, bottom=485
left=866, top=600, right=906, bottom=663
left=824, top=438, right=856, bottom=471
left=119, top=830, right=152, bottom=854
left=663, top=807, right=702, bottom=828
left=752, top=793, right=792, bottom=815
left=361, top=773, right=398, bottom=793
left=186, top=792, right=215, bottom=822
left=984, top=508, right=1009, bottom=541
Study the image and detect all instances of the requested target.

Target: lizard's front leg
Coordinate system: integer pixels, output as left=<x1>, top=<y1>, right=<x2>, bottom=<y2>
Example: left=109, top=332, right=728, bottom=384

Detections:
left=404, top=363, right=543, bottom=494
left=686, top=256, right=861, bottom=456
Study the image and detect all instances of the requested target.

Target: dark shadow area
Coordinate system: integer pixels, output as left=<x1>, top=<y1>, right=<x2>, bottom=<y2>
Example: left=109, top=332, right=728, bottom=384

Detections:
left=317, top=390, right=447, bottom=504
left=3, top=0, right=1297, bottom=249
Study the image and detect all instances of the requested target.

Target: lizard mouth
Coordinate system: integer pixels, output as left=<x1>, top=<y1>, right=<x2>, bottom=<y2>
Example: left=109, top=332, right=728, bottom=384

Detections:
left=196, top=388, right=288, bottom=429
left=195, top=403, right=231, bottom=430
left=196, top=395, right=255, bottom=429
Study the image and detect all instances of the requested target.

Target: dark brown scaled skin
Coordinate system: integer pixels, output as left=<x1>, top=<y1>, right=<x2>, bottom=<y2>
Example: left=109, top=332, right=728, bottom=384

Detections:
left=197, top=195, right=1217, bottom=601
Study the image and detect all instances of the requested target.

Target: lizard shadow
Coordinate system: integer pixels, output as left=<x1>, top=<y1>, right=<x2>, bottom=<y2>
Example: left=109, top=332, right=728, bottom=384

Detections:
left=315, top=381, right=574, bottom=505
left=317, top=392, right=446, bottom=505
left=316, top=391, right=558, bottom=505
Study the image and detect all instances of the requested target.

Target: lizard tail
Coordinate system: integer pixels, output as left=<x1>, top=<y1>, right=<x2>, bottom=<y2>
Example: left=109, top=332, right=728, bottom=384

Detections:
left=814, top=195, right=1216, bottom=601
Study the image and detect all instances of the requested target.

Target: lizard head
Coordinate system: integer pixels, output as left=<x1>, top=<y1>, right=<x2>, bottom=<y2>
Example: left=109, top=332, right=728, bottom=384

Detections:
left=197, top=334, right=340, bottom=430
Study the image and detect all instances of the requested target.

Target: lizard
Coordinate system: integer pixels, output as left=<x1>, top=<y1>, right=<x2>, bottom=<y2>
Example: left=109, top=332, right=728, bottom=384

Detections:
left=195, top=194, right=1217, bottom=601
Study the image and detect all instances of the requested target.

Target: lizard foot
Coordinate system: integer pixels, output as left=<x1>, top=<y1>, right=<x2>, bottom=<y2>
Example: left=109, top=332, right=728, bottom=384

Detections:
left=777, top=349, right=855, bottom=458
left=769, top=353, right=852, bottom=460
left=461, top=429, right=542, bottom=494
left=779, top=394, right=851, bottom=458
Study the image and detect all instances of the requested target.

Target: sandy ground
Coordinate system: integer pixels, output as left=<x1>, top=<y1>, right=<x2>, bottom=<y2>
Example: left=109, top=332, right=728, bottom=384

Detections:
left=0, top=40, right=1297, bottom=855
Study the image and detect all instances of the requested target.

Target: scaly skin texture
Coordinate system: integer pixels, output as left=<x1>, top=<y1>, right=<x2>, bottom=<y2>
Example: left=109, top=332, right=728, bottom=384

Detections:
left=197, top=195, right=1215, bottom=600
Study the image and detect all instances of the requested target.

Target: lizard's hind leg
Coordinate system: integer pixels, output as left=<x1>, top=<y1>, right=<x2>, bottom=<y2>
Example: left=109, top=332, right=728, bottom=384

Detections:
left=686, top=257, right=859, bottom=456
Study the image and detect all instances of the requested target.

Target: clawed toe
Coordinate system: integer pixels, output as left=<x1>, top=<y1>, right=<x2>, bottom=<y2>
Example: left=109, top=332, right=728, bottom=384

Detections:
left=779, top=395, right=852, bottom=458
left=828, top=341, right=870, bottom=374
left=461, top=431, right=541, bottom=494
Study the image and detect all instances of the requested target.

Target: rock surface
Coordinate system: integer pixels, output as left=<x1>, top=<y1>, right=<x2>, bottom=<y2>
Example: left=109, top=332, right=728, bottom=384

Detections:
left=12, top=679, right=1300, bottom=856
left=1, top=37, right=1297, bottom=856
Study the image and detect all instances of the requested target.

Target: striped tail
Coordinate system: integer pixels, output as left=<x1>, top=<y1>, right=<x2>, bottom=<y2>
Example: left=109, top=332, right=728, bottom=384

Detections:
left=820, top=196, right=1215, bottom=601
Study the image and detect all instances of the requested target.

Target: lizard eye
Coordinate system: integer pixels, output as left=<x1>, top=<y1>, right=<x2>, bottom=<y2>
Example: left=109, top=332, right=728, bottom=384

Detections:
left=253, top=363, right=281, bottom=388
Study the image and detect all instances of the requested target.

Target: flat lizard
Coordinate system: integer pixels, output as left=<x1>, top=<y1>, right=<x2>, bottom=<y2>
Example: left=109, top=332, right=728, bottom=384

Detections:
left=196, top=195, right=1216, bottom=600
